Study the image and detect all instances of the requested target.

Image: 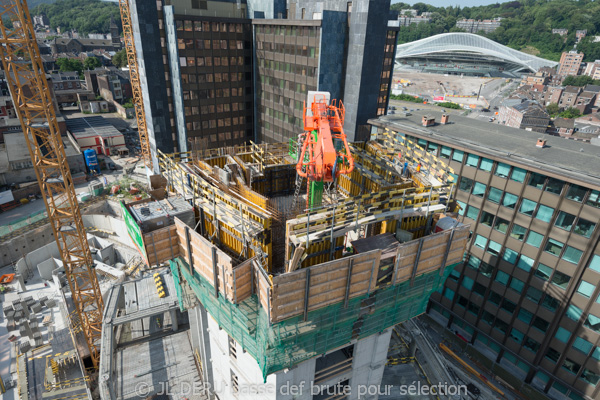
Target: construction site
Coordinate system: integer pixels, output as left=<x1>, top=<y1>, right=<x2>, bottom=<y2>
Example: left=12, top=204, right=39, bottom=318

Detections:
left=0, top=1, right=477, bottom=400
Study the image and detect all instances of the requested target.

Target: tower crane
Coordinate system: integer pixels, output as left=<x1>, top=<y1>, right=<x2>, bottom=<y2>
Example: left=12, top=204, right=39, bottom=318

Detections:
left=0, top=0, right=104, bottom=368
left=296, top=93, right=354, bottom=210
left=118, top=0, right=152, bottom=170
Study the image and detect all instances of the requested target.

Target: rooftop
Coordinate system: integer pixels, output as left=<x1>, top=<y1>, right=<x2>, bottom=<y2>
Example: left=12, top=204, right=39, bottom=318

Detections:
left=4, top=131, right=80, bottom=162
left=66, top=116, right=123, bottom=139
left=369, top=111, right=600, bottom=189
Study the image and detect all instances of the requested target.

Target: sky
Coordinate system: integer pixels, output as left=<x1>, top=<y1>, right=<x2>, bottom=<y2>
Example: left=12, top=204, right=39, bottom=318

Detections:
left=393, top=0, right=505, bottom=6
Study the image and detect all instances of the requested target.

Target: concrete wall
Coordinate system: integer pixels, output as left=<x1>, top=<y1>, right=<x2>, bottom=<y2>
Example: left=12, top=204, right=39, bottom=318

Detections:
left=15, top=238, right=60, bottom=279
left=348, top=329, right=392, bottom=400
left=37, top=257, right=59, bottom=281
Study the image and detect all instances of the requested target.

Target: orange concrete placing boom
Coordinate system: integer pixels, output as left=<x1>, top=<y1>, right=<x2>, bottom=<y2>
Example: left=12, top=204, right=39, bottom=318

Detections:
left=296, top=93, right=354, bottom=209
left=0, top=0, right=103, bottom=369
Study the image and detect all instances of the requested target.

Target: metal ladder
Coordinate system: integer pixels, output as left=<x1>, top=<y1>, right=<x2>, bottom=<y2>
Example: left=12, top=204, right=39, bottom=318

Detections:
left=290, top=173, right=304, bottom=212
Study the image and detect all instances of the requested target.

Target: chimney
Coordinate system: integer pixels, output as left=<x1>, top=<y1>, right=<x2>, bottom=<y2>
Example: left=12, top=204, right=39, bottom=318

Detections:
left=422, top=115, right=435, bottom=127
left=441, top=114, right=449, bottom=124
left=536, top=138, right=547, bottom=148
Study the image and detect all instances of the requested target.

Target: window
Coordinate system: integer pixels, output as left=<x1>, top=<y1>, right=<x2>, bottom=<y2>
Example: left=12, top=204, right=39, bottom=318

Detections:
left=589, top=255, right=600, bottom=273
left=509, top=277, right=525, bottom=293
left=462, top=276, right=474, bottom=290
left=516, top=255, right=534, bottom=272
left=535, top=263, right=552, bottom=281
left=440, top=146, right=452, bottom=159
left=474, top=234, right=487, bottom=249
left=488, top=291, right=502, bottom=305
left=526, top=287, right=542, bottom=304
left=457, top=200, right=466, bottom=216
left=511, top=167, right=527, bottom=183
left=481, top=311, right=495, bottom=325
left=542, top=294, right=559, bottom=311
left=555, top=211, right=575, bottom=231
left=466, top=153, right=479, bottom=167
left=480, top=262, right=494, bottom=278
left=495, top=162, right=511, bottom=178
left=573, top=337, right=593, bottom=355
left=494, top=318, right=509, bottom=334
left=480, top=211, right=494, bottom=227
left=545, top=177, right=564, bottom=194
left=566, top=184, right=587, bottom=202
left=449, top=269, right=460, bottom=281
left=488, top=187, right=503, bottom=203
left=443, top=287, right=455, bottom=300
left=519, top=199, right=537, bottom=216
left=465, top=206, right=479, bottom=220
left=502, top=193, right=518, bottom=209
left=587, top=190, right=600, bottom=208
left=535, top=205, right=554, bottom=223
left=563, top=246, right=583, bottom=264
left=574, top=218, right=595, bottom=238
left=472, top=182, right=486, bottom=197
left=593, top=347, right=600, bottom=361
left=552, top=271, right=571, bottom=290
left=555, top=327, right=571, bottom=343
left=503, top=248, right=518, bottom=264
left=524, top=337, right=541, bottom=353
left=466, top=255, right=481, bottom=270
left=577, top=280, right=595, bottom=298
left=228, top=335, right=237, bottom=359
left=566, top=304, right=582, bottom=321
left=545, top=347, right=561, bottom=363
left=525, top=231, right=544, bottom=248
left=533, top=316, right=549, bottom=332
left=473, top=282, right=486, bottom=296
left=518, top=308, right=533, bottom=324
left=479, top=158, right=493, bottom=172
left=459, top=177, right=473, bottom=193
left=495, top=271, right=509, bottom=285
left=580, top=368, right=600, bottom=386
left=452, top=149, right=464, bottom=162
left=501, top=298, right=517, bottom=313
left=545, top=238, right=564, bottom=257
left=528, top=172, right=546, bottom=189
left=562, top=358, right=581, bottom=375
left=487, top=240, right=502, bottom=256
left=510, top=224, right=527, bottom=241
left=494, top=217, right=509, bottom=233
left=510, top=328, right=524, bottom=343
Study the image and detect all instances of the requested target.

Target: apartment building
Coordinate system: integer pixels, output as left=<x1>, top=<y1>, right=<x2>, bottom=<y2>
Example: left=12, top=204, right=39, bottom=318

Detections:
left=498, top=100, right=550, bottom=133
left=455, top=18, right=502, bottom=34
left=370, top=111, right=600, bottom=400
left=559, top=51, right=585, bottom=77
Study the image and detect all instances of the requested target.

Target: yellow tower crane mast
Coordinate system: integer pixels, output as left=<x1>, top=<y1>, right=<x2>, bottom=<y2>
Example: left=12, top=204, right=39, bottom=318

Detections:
left=0, top=0, right=104, bottom=368
left=118, top=0, right=153, bottom=170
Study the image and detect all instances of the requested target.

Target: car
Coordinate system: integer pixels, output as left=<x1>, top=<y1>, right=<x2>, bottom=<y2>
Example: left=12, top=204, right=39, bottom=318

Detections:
left=404, top=112, right=412, bottom=116
left=482, top=108, right=490, bottom=112
left=402, top=107, right=407, bottom=111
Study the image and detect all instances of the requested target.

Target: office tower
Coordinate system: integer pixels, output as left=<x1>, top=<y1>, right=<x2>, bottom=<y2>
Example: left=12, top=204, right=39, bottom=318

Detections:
left=371, top=111, right=600, bottom=400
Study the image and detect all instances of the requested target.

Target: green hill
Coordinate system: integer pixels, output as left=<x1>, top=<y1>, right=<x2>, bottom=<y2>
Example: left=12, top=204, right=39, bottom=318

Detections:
left=392, top=0, right=600, bottom=62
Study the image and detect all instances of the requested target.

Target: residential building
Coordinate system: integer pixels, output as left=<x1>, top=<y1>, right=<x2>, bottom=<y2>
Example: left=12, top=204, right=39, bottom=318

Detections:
left=98, top=74, right=124, bottom=103
left=545, top=86, right=564, bottom=106
left=32, top=14, right=49, bottom=28
left=584, top=85, right=600, bottom=107
left=576, top=30, right=588, bottom=43
left=574, top=92, right=597, bottom=115
left=77, top=92, right=110, bottom=114
left=552, top=28, right=568, bottom=36
left=370, top=111, right=600, bottom=400
left=558, top=51, right=584, bottom=77
left=522, top=71, right=550, bottom=87
left=400, top=9, right=418, bottom=16
left=559, top=86, right=583, bottom=109
left=576, top=112, right=600, bottom=127
left=548, top=118, right=575, bottom=138
left=455, top=18, right=503, bottom=34
left=498, top=100, right=550, bottom=133
left=584, top=61, right=600, bottom=80
left=397, top=15, right=431, bottom=26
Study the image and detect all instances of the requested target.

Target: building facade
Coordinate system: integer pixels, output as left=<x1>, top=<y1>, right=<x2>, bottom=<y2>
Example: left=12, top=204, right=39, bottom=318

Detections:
left=371, top=112, right=600, bottom=400
left=559, top=51, right=584, bottom=77
left=455, top=18, right=502, bottom=34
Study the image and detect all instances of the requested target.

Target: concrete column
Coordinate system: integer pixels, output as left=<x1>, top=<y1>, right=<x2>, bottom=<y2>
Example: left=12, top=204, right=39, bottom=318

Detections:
left=15, top=274, right=26, bottom=292
left=348, top=329, right=392, bottom=400
left=169, top=309, right=178, bottom=331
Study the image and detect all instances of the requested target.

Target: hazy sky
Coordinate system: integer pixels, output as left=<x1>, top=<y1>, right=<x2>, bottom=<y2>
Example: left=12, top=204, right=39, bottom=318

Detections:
left=393, top=0, right=505, bottom=7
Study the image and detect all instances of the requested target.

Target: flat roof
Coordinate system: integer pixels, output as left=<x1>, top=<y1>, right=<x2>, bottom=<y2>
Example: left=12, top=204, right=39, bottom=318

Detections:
left=65, top=116, right=123, bottom=139
left=369, top=111, right=600, bottom=189
left=4, top=131, right=80, bottom=161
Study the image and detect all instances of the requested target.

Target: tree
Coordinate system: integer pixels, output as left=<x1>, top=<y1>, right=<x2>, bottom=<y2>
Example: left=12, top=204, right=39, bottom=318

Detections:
left=562, top=75, right=600, bottom=87
left=83, top=57, right=101, bottom=70
left=559, top=107, right=581, bottom=119
left=112, top=49, right=128, bottom=69
left=546, top=103, right=559, bottom=116
left=56, top=58, right=83, bottom=74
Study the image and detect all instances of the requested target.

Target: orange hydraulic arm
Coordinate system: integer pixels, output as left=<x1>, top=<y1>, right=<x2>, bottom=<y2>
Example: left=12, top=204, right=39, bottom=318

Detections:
left=296, top=96, right=354, bottom=183
left=0, top=0, right=103, bottom=369
left=119, top=0, right=153, bottom=170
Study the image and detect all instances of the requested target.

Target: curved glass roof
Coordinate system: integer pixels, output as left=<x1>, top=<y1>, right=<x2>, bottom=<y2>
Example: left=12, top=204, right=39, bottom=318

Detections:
left=395, top=33, right=558, bottom=72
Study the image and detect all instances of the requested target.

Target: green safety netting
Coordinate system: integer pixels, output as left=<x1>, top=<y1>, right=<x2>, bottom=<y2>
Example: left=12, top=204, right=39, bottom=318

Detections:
left=170, top=257, right=457, bottom=381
